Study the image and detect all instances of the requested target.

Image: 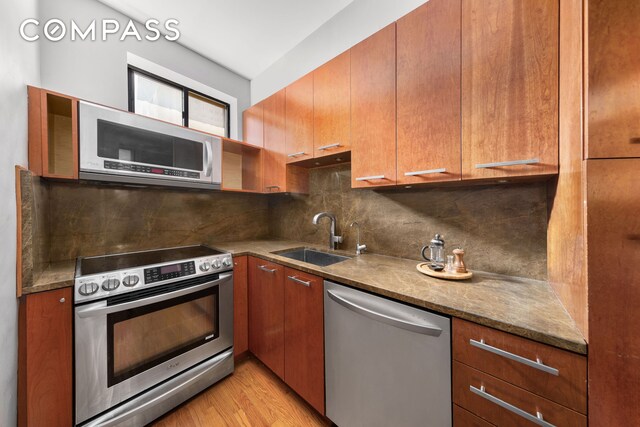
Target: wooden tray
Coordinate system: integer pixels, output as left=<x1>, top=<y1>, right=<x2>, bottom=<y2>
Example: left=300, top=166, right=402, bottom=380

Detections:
left=416, top=262, right=473, bottom=280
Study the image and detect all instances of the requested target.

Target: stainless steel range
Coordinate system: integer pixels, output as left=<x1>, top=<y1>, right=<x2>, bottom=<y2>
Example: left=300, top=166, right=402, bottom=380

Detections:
left=74, top=245, right=234, bottom=426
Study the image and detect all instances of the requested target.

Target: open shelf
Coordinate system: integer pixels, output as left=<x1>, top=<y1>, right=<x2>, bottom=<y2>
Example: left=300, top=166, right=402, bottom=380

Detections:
left=222, top=138, right=263, bottom=192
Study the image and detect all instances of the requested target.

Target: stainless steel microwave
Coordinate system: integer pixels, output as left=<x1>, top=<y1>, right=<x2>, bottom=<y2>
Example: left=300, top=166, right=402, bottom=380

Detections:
left=79, top=101, right=222, bottom=189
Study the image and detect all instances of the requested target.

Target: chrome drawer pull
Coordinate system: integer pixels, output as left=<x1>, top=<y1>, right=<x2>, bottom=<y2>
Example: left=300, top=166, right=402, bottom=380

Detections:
left=475, top=158, right=540, bottom=169
left=355, top=175, right=385, bottom=181
left=317, top=143, right=341, bottom=151
left=470, top=385, right=555, bottom=427
left=287, top=275, right=311, bottom=287
left=470, top=339, right=559, bottom=376
left=258, top=265, right=276, bottom=273
left=287, top=151, right=306, bottom=158
left=404, top=168, right=446, bottom=176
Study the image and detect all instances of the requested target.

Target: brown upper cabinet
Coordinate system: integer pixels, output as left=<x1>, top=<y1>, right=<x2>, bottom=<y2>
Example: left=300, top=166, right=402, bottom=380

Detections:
left=262, top=89, right=287, bottom=192
left=285, top=73, right=314, bottom=163
left=351, top=23, right=397, bottom=188
left=397, top=0, right=462, bottom=185
left=313, top=51, right=351, bottom=157
left=28, top=86, right=78, bottom=180
left=461, top=0, right=559, bottom=180
left=242, top=102, right=264, bottom=148
left=587, top=0, right=640, bottom=159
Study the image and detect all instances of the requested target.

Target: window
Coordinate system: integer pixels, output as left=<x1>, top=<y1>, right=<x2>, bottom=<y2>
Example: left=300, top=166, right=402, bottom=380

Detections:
left=128, top=67, right=230, bottom=137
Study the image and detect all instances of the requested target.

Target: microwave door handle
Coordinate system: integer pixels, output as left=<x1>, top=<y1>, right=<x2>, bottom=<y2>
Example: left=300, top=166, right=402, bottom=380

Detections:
left=204, top=140, right=213, bottom=177
left=76, top=272, right=232, bottom=318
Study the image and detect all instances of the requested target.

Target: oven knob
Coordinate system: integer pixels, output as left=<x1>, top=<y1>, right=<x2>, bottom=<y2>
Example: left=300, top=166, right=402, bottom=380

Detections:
left=200, top=262, right=211, bottom=272
left=78, top=282, right=99, bottom=296
left=102, top=278, right=120, bottom=291
left=222, top=257, right=232, bottom=268
left=123, top=275, right=140, bottom=287
left=212, top=259, right=221, bottom=270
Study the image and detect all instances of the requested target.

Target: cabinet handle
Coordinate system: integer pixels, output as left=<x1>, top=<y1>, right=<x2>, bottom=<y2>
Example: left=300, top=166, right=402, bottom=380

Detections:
left=475, top=158, right=540, bottom=169
left=404, top=168, right=446, bottom=176
left=258, top=265, right=276, bottom=273
left=287, top=275, right=311, bottom=287
left=317, top=143, right=341, bottom=151
left=355, top=175, right=385, bottom=181
left=265, top=185, right=280, bottom=192
left=470, top=385, right=555, bottom=427
left=59, top=298, right=66, bottom=303
left=469, top=339, right=559, bottom=376
left=287, top=151, right=306, bottom=158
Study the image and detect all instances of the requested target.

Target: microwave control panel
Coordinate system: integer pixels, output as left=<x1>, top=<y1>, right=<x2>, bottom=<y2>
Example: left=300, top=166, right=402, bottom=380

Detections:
left=104, top=160, right=200, bottom=179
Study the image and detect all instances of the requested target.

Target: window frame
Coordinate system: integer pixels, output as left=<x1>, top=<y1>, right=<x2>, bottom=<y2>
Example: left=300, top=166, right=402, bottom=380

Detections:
left=127, top=66, right=231, bottom=138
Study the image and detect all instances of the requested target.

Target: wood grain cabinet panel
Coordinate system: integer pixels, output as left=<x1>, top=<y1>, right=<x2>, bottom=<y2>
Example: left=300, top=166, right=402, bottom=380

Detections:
left=248, top=257, right=285, bottom=379
left=262, top=90, right=287, bottom=193
left=397, top=0, right=461, bottom=184
left=454, top=362, right=587, bottom=427
left=285, top=73, right=314, bottom=163
left=587, top=159, right=640, bottom=425
left=283, top=268, right=325, bottom=415
left=587, top=0, right=640, bottom=158
left=233, top=256, right=249, bottom=357
left=313, top=51, right=351, bottom=157
left=461, top=0, right=559, bottom=180
left=351, top=23, right=397, bottom=188
left=18, top=288, right=73, bottom=427
left=242, top=102, right=264, bottom=148
left=453, top=318, right=587, bottom=414
left=453, top=404, right=493, bottom=427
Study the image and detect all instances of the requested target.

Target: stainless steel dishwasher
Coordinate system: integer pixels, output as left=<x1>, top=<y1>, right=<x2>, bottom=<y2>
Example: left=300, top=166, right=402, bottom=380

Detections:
left=324, top=281, right=451, bottom=427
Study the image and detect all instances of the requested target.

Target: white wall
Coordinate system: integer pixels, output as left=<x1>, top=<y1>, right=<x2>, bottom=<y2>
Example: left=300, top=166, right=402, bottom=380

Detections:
left=251, top=0, right=427, bottom=104
left=0, top=0, right=41, bottom=424
left=38, top=0, right=251, bottom=139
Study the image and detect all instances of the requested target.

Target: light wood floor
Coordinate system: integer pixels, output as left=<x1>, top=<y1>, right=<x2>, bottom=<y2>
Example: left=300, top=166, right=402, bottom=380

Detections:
left=151, top=356, right=331, bottom=426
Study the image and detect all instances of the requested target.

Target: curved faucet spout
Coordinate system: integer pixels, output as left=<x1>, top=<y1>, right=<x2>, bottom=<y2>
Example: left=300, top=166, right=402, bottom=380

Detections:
left=312, top=212, right=342, bottom=250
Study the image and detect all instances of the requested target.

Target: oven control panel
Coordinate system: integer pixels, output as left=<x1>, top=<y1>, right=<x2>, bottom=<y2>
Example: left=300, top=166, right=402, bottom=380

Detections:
left=74, top=254, right=233, bottom=303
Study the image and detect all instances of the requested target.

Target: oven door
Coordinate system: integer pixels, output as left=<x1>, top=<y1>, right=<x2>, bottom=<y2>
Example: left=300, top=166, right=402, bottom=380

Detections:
left=79, top=100, right=222, bottom=189
left=74, top=272, right=233, bottom=425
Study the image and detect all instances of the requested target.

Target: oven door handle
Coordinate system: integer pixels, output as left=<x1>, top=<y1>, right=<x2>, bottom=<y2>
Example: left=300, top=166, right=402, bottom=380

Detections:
left=76, top=273, right=232, bottom=318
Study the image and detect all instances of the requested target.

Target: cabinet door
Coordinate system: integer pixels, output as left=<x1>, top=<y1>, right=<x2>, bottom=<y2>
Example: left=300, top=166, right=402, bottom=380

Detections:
left=285, top=73, right=314, bottom=163
left=284, top=268, right=325, bottom=415
left=248, top=257, right=285, bottom=378
left=587, top=159, right=640, bottom=425
left=242, top=102, right=263, bottom=148
left=397, top=0, right=461, bottom=184
left=18, top=288, right=73, bottom=427
left=313, top=51, right=351, bottom=157
left=233, top=256, right=249, bottom=357
left=351, top=23, right=397, bottom=188
left=461, top=0, right=558, bottom=180
left=587, top=0, right=640, bottom=158
left=263, top=89, right=287, bottom=193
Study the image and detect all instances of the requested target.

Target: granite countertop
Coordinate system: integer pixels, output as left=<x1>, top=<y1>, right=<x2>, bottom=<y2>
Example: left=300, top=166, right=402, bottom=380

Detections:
left=24, top=239, right=586, bottom=354
left=213, top=239, right=587, bottom=354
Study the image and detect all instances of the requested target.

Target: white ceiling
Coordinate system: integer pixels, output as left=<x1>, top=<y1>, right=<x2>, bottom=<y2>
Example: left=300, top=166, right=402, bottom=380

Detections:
left=98, top=0, right=354, bottom=79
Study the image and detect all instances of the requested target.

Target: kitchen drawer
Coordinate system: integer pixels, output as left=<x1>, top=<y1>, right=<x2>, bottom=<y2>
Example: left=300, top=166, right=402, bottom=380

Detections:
left=454, top=362, right=587, bottom=427
left=453, top=319, right=586, bottom=414
left=454, top=404, right=494, bottom=426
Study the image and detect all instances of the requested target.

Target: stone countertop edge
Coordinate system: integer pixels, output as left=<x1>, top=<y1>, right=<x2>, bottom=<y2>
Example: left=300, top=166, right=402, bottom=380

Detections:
left=21, top=239, right=587, bottom=355
left=216, top=239, right=587, bottom=355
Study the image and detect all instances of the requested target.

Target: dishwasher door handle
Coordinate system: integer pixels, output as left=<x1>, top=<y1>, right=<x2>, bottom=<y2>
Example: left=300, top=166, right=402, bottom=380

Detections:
left=327, top=290, right=442, bottom=336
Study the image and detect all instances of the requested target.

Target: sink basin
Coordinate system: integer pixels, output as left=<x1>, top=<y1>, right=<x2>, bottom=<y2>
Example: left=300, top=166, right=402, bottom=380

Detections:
left=276, top=248, right=351, bottom=267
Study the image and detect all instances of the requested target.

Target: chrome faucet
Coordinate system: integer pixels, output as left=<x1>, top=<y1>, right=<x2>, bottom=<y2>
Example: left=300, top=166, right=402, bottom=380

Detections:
left=312, top=212, right=343, bottom=250
left=350, top=222, right=367, bottom=255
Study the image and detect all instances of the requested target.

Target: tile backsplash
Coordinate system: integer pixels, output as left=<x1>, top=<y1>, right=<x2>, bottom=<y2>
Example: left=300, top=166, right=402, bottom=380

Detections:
left=269, top=165, right=548, bottom=280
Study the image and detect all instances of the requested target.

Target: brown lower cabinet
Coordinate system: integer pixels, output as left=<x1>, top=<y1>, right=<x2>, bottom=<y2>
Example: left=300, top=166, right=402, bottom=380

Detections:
left=18, top=288, right=73, bottom=427
left=233, top=256, right=249, bottom=357
left=247, top=257, right=325, bottom=415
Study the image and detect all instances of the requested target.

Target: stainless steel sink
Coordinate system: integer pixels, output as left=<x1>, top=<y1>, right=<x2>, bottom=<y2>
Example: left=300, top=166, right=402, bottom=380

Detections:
left=275, top=248, right=351, bottom=267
